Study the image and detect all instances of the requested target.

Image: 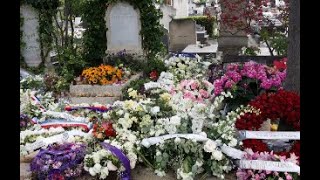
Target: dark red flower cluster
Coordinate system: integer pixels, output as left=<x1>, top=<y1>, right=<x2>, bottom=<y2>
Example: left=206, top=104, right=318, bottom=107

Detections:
left=235, top=90, right=300, bottom=159
left=93, top=122, right=116, bottom=140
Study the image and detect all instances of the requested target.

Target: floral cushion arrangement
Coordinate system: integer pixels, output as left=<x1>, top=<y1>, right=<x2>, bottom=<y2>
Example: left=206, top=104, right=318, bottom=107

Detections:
left=30, top=143, right=87, bottom=179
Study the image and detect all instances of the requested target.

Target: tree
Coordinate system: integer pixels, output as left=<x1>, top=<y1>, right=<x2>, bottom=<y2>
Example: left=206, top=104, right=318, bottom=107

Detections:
left=284, top=0, right=299, bottom=93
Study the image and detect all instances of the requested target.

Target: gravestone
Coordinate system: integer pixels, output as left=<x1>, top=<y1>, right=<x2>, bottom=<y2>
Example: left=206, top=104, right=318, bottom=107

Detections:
left=105, top=2, right=142, bottom=54
left=159, top=5, right=176, bottom=30
left=20, top=5, right=42, bottom=67
left=169, top=19, right=197, bottom=52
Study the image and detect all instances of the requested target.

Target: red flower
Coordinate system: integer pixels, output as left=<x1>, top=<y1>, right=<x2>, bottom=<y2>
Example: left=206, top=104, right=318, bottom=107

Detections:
left=52, top=173, right=65, bottom=180
left=236, top=90, right=300, bottom=160
left=102, top=122, right=116, bottom=137
left=273, top=58, right=287, bottom=71
left=149, top=70, right=158, bottom=81
left=64, top=105, right=71, bottom=111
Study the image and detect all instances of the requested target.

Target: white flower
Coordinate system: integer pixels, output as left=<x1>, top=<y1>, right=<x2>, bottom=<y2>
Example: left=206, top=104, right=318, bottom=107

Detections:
left=102, top=113, right=109, bottom=119
left=128, top=89, right=138, bottom=98
left=100, top=167, right=109, bottom=179
left=170, top=115, right=181, bottom=125
left=174, top=137, right=181, bottom=143
left=150, top=106, right=160, bottom=115
left=211, top=150, right=223, bottom=161
left=107, top=161, right=118, bottom=171
left=204, top=140, right=217, bottom=153
left=93, top=153, right=101, bottom=164
left=228, top=138, right=238, bottom=147
left=93, top=163, right=102, bottom=173
left=155, top=169, right=166, bottom=177
left=89, top=167, right=97, bottom=176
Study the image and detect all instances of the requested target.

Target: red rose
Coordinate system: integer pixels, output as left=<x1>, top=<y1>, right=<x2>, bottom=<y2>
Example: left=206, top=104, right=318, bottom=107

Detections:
left=149, top=70, right=158, bottom=81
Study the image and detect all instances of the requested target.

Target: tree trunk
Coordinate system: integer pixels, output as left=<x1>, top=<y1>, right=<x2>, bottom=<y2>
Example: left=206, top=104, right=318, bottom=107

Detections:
left=284, top=0, right=300, bottom=94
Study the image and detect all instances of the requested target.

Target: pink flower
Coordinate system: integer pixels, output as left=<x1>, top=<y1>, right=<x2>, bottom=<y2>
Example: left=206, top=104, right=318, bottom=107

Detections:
left=286, top=174, right=293, bottom=180
left=183, top=91, right=196, bottom=101
left=224, top=80, right=235, bottom=89
left=255, top=174, right=260, bottom=180
left=259, top=173, right=266, bottom=179
left=199, top=89, right=209, bottom=98
left=196, top=96, right=204, bottom=103
left=190, top=81, right=199, bottom=90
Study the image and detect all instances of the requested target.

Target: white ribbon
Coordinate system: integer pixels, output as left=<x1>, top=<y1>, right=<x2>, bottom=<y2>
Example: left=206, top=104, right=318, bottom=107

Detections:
left=141, top=133, right=300, bottom=173
left=238, top=131, right=300, bottom=140
left=43, top=110, right=89, bottom=122
left=24, top=130, right=89, bottom=152
left=239, top=160, right=300, bottom=173
left=141, top=133, right=210, bottom=148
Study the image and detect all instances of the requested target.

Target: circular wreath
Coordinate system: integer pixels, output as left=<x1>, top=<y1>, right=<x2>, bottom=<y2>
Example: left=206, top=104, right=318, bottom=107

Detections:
left=235, top=90, right=300, bottom=159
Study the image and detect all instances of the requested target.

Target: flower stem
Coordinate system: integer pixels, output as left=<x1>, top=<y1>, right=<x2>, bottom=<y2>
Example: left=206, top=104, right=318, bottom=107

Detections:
left=134, top=148, right=155, bottom=169
left=199, top=172, right=209, bottom=180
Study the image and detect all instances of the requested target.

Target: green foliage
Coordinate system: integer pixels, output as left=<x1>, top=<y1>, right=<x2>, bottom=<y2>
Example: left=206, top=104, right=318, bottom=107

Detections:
left=260, top=27, right=288, bottom=56
left=54, top=47, right=87, bottom=82
left=81, top=0, right=107, bottom=66
left=143, top=57, right=167, bottom=75
left=122, top=78, right=151, bottom=100
left=243, top=46, right=260, bottom=56
left=104, top=53, right=145, bottom=72
left=181, top=16, right=216, bottom=38
left=81, top=0, right=164, bottom=67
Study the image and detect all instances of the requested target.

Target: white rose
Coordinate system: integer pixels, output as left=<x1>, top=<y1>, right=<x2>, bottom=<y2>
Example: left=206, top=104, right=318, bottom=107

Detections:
left=102, top=113, right=108, bottom=119
left=211, top=150, right=223, bottom=161
left=89, top=167, right=97, bottom=176
left=93, top=163, right=102, bottom=173
left=203, top=140, right=217, bottom=153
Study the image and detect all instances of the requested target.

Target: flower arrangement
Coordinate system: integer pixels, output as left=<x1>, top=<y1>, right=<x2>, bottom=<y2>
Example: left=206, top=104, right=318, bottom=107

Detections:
left=81, top=64, right=123, bottom=85
left=236, top=149, right=300, bottom=180
left=30, top=143, right=87, bottom=179
left=235, top=90, right=300, bottom=160
left=212, top=60, right=286, bottom=110
left=20, top=126, right=65, bottom=145
left=20, top=74, right=44, bottom=90
left=164, top=54, right=211, bottom=82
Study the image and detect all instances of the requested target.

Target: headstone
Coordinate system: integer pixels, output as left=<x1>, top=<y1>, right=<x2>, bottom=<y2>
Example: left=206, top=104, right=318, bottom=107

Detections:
left=173, top=0, right=189, bottom=18
left=20, top=5, right=42, bottom=67
left=160, top=5, right=176, bottom=30
left=105, top=2, right=142, bottom=54
left=218, top=0, right=248, bottom=56
left=169, top=19, right=197, bottom=52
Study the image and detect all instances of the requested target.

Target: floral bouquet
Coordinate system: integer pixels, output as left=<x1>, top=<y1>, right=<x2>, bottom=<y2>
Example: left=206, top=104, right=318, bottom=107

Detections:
left=30, top=143, right=87, bottom=179
left=212, top=60, right=286, bottom=110
left=236, top=149, right=300, bottom=180
left=20, top=74, right=44, bottom=90
left=80, top=64, right=125, bottom=85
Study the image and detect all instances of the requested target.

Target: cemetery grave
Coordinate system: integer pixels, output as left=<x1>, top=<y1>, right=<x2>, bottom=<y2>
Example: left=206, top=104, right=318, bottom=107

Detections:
left=20, top=0, right=299, bottom=180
